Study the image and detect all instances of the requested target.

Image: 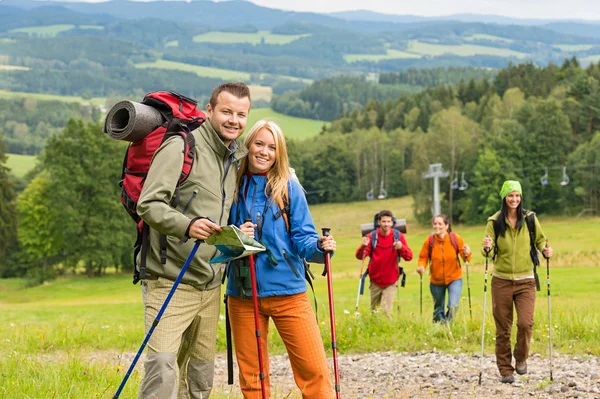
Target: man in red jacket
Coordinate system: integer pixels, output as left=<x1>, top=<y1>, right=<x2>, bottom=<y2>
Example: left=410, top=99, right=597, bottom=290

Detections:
left=356, top=210, right=413, bottom=315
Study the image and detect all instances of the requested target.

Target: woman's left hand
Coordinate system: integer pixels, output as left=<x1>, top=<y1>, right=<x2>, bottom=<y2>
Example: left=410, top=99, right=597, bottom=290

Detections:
left=543, top=246, right=553, bottom=258
left=319, top=235, right=336, bottom=253
left=463, top=245, right=471, bottom=256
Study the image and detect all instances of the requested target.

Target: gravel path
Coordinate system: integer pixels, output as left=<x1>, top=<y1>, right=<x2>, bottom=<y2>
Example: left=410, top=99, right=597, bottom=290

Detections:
left=106, top=350, right=600, bottom=398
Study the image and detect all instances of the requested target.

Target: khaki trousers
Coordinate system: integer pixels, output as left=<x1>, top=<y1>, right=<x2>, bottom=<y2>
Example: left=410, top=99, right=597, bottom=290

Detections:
left=228, top=293, right=334, bottom=399
left=491, top=277, right=536, bottom=377
left=370, top=281, right=397, bottom=315
left=139, top=278, right=221, bottom=399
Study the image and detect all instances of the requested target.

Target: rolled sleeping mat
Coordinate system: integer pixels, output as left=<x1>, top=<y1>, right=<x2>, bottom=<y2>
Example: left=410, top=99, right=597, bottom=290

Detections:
left=104, top=100, right=164, bottom=142
left=360, top=218, right=407, bottom=236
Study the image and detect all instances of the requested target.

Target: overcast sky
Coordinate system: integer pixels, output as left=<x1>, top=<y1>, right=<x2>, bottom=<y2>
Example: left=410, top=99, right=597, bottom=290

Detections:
left=68, top=0, right=600, bottom=21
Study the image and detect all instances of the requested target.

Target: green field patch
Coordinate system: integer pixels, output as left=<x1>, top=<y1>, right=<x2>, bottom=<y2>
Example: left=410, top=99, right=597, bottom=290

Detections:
left=407, top=40, right=528, bottom=58
left=464, top=34, right=514, bottom=43
left=247, top=108, right=326, bottom=140
left=344, top=49, right=422, bottom=63
left=0, top=90, right=106, bottom=107
left=193, top=30, right=310, bottom=45
left=135, top=59, right=251, bottom=80
left=134, top=59, right=310, bottom=90
left=0, top=65, right=30, bottom=71
left=165, top=40, right=179, bottom=47
left=79, top=25, right=104, bottom=30
left=10, top=24, right=75, bottom=37
left=6, top=153, right=37, bottom=178
left=554, top=44, right=594, bottom=52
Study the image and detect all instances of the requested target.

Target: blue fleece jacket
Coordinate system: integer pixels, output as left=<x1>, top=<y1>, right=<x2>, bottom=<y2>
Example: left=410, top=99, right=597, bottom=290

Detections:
left=226, top=174, right=326, bottom=298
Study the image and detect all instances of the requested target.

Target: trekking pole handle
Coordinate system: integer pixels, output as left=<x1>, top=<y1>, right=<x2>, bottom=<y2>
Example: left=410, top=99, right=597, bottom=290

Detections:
left=483, top=234, right=492, bottom=254
left=322, top=227, right=331, bottom=237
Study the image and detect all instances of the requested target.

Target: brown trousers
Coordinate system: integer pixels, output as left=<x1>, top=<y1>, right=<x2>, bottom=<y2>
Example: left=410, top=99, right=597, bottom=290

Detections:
left=491, top=277, right=536, bottom=376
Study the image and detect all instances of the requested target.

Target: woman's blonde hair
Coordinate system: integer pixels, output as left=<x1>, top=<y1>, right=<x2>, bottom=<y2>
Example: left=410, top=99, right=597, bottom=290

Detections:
left=236, top=120, right=291, bottom=206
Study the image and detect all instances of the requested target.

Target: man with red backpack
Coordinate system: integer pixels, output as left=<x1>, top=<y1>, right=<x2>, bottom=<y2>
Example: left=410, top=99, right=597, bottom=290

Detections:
left=136, top=82, right=251, bottom=398
left=355, top=210, right=413, bottom=315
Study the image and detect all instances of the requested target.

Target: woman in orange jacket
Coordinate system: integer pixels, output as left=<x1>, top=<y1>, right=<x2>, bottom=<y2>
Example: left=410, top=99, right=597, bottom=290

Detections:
left=417, top=215, right=471, bottom=323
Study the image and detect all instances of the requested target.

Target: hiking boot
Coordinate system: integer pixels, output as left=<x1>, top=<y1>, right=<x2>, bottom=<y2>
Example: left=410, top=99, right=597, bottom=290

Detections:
left=500, top=374, right=515, bottom=384
left=516, top=361, right=527, bottom=375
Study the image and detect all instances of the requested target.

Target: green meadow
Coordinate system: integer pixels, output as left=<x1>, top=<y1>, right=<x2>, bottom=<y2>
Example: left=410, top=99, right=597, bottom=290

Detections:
left=192, top=30, right=310, bottom=45
left=134, top=59, right=311, bottom=88
left=10, top=24, right=75, bottom=36
left=464, top=34, right=514, bottom=43
left=1, top=195, right=599, bottom=397
left=344, top=49, right=422, bottom=63
left=5, top=153, right=37, bottom=178
left=407, top=40, right=528, bottom=58
left=9, top=24, right=103, bottom=36
left=247, top=108, right=326, bottom=139
left=135, top=59, right=251, bottom=81
left=0, top=90, right=106, bottom=107
left=344, top=39, right=529, bottom=63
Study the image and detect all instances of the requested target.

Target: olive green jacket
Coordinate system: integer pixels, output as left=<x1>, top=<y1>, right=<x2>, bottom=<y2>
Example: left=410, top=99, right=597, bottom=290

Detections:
left=482, top=211, right=547, bottom=280
left=137, top=121, right=247, bottom=289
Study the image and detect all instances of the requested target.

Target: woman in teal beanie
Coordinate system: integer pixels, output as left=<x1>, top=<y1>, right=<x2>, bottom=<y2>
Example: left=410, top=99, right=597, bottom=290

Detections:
left=482, top=180, right=553, bottom=384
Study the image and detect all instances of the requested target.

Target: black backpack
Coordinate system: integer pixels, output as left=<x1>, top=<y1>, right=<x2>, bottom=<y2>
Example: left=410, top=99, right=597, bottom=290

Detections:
left=492, top=210, right=541, bottom=291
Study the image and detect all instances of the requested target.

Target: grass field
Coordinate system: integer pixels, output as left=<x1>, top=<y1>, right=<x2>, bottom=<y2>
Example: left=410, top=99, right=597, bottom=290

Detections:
left=247, top=108, right=326, bottom=139
left=407, top=40, right=528, bottom=58
left=344, top=49, right=422, bottom=63
left=8, top=24, right=103, bottom=36
left=9, top=24, right=75, bottom=36
left=134, top=59, right=311, bottom=87
left=464, top=34, right=514, bottom=43
left=0, top=90, right=106, bottom=107
left=192, top=30, right=310, bottom=45
left=6, top=153, right=37, bottom=178
left=553, top=44, right=594, bottom=52
left=135, top=59, right=252, bottom=81
left=0, top=196, right=598, bottom=397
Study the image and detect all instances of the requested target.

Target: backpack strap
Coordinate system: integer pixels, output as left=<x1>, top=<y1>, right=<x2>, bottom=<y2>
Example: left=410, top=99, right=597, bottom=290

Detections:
left=273, top=182, right=290, bottom=232
left=525, top=212, right=541, bottom=291
left=394, top=229, right=406, bottom=287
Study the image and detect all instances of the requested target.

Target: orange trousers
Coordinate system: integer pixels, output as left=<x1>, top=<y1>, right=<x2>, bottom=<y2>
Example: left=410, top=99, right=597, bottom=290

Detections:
left=227, top=293, right=334, bottom=399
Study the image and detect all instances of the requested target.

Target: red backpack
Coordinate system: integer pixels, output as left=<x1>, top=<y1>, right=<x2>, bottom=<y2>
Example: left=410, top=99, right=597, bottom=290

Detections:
left=109, top=91, right=206, bottom=283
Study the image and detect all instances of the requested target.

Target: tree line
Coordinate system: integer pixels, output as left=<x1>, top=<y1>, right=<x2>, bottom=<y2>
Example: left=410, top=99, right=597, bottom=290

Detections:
left=289, top=58, right=599, bottom=225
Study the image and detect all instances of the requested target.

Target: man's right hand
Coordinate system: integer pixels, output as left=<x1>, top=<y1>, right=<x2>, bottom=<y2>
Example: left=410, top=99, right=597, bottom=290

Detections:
left=189, top=218, right=222, bottom=240
left=361, top=236, right=369, bottom=247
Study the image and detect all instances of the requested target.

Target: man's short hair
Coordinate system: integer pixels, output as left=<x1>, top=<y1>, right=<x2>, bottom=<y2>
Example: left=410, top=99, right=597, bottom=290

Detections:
left=209, top=82, right=251, bottom=109
left=378, top=210, right=394, bottom=220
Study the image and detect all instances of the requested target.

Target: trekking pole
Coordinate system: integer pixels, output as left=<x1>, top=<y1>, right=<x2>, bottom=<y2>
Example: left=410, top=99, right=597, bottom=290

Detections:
left=545, top=239, right=554, bottom=381
left=478, top=237, right=491, bottom=386
left=114, top=240, right=203, bottom=399
left=246, top=218, right=267, bottom=398
left=321, top=227, right=341, bottom=398
left=354, top=248, right=366, bottom=315
left=420, top=273, right=423, bottom=316
left=465, top=260, right=473, bottom=320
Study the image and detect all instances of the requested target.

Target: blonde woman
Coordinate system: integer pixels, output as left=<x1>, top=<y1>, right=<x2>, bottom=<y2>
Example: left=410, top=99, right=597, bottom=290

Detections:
left=226, top=120, right=336, bottom=398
